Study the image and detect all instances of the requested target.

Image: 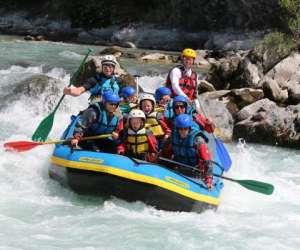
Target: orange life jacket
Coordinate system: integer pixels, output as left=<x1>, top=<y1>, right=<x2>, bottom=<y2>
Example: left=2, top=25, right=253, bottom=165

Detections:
left=166, top=65, right=197, bottom=100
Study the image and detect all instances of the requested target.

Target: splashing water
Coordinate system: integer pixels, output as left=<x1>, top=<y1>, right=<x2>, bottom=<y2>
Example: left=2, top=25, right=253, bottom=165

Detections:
left=0, top=36, right=299, bottom=250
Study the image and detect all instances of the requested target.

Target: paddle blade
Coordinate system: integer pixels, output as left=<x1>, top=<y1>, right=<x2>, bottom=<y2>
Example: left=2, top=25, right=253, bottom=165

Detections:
left=32, top=112, right=55, bottom=142
left=215, top=138, right=232, bottom=171
left=4, top=141, right=43, bottom=152
left=237, top=179, right=274, bottom=195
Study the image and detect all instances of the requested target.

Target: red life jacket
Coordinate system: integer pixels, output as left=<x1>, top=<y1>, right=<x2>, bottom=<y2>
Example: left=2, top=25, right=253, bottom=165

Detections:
left=166, top=65, right=197, bottom=100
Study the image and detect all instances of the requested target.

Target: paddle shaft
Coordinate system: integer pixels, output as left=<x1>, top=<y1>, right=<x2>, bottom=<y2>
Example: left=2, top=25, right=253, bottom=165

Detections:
left=42, top=134, right=112, bottom=145
left=53, top=49, right=93, bottom=113
left=159, top=157, right=274, bottom=195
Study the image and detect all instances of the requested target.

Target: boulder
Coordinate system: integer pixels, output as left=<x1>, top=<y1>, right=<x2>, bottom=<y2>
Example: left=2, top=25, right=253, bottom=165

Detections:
left=262, top=78, right=288, bottom=103
left=140, top=53, right=174, bottom=64
left=99, top=46, right=123, bottom=58
left=198, top=80, right=216, bottom=93
left=264, top=53, right=300, bottom=104
left=0, top=74, right=61, bottom=112
left=233, top=98, right=300, bottom=148
left=199, top=93, right=234, bottom=142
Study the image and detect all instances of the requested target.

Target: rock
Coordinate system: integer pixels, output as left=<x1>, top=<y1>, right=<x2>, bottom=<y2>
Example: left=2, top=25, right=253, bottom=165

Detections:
left=140, top=53, right=173, bottom=64
left=264, top=53, right=300, bottom=104
left=99, top=46, right=123, bottom=58
left=0, top=75, right=61, bottom=112
left=233, top=99, right=300, bottom=148
left=198, top=80, right=216, bottom=93
left=262, top=78, right=288, bottom=103
left=121, top=41, right=136, bottom=48
left=199, top=93, right=234, bottom=142
left=240, top=57, right=262, bottom=88
left=231, top=88, right=264, bottom=107
left=24, top=35, right=35, bottom=41
left=206, top=54, right=243, bottom=89
left=202, top=90, right=231, bottom=101
left=35, top=35, right=45, bottom=41
left=77, top=31, right=94, bottom=44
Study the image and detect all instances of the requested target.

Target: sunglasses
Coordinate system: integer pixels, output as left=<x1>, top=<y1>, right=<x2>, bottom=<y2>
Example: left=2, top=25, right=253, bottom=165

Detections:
left=174, top=105, right=185, bottom=110
left=107, top=102, right=119, bottom=107
left=178, top=127, right=189, bottom=131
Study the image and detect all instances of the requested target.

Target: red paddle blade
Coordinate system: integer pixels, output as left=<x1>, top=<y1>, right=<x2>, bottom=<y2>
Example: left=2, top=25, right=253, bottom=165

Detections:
left=4, top=141, right=43, bottom=152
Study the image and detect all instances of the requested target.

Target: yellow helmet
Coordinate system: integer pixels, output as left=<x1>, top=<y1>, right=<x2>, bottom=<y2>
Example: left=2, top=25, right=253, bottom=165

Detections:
left=182, top=48, right=197, bottom=59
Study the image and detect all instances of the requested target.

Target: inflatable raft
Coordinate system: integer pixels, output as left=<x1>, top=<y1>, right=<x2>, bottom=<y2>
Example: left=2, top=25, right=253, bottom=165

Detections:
left=49, top=116, right=227, bottom=212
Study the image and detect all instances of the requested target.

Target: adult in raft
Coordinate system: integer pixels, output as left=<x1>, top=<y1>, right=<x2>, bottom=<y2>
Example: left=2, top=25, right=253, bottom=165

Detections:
left=70, top=91, right=123, bottom=153
left=63, top=55, right=121, bottom=104
left=164, top=114, right=213, bottom=190
left=165, top=48, right=201, bottom=112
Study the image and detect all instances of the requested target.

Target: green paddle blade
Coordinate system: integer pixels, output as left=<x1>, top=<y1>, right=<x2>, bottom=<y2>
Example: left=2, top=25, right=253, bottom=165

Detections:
left=237, top=179, right=274, bottom=195
left=31, top=111, right=55, bottom=141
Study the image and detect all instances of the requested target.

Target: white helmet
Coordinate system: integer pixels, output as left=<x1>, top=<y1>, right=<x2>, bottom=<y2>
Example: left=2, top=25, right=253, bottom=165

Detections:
left=101, top=55, right=117, bottom=67
left=128, top=109, right=146, bottom=120
left=139, top=93, right=156, bottom=105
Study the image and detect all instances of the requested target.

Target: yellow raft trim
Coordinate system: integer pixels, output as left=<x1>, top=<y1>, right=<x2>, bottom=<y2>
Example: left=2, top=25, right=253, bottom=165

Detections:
left=51, top=156, right=220, bottom=206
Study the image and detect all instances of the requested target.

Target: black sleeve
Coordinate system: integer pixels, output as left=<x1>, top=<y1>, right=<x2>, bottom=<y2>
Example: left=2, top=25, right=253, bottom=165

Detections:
left=73, top=106, right=99, bottom=136
left=81, top=77, right=98, bottom=91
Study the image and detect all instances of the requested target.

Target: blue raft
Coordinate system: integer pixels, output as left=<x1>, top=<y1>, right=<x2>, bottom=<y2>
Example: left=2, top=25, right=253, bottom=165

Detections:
left=49, top=116, right=227, bottom=212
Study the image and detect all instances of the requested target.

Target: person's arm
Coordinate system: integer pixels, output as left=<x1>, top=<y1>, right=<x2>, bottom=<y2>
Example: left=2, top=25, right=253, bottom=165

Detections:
left=148, top=134, right=158, bottom=153
left=193, top=113, right=215, bottom=133
left=112, top=118, right=124, bottom=140
left=169, top=67, right=188, bottom=98
left=157, top=113, right=171, bottom=138
left=64, top=77, right=98, bottom=96
left=63, top=86, right=86, bottom=96
left=71, top=107, right=99, bottom=146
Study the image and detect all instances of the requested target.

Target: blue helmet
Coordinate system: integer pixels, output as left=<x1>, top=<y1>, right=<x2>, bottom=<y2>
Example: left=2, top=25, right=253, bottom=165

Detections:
left=155, top=87, right=171, bottom=101
left=175, top=114, right=193, bottom=128
left=102, top=91, right=120, bottom=104
left=121, top=86, right=136, bottom=100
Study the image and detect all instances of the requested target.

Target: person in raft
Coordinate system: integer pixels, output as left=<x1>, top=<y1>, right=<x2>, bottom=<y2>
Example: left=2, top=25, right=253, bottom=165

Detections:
left=165, top=48, right=202, bottom=112
left=117, top=109, right=158, bottom=162
left=164, top=114, right=213, bottom=190
left=139, top=93, right=171, bottom=148
left=154, top=86, right=172, bottom=110
left=63, top=55, right=121, bottom=104
left=71, top=91, right=123, bottom=153
left=119, top=86, right=138, bottom=115
left=165, top=95, right=215, bottom=134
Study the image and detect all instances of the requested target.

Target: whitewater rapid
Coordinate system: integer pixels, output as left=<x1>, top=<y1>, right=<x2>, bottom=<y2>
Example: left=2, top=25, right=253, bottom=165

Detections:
left=0, top=37, right=299, bottom=250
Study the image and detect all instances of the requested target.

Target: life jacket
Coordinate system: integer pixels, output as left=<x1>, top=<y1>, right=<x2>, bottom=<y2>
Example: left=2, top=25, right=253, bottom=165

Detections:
left=172, top=129, right=203, bottom=166
left=89, top=73, right=120, bottom=103
left=126, top=128, right=150, bottom=155
left=166, top=65, right=197, bottom=100
left=145, top=111, right=164, bottom=137
left=89, top=102, right=119, bottom=135
left=119, top=102, right=138, bottom=115
left=163, top=100, right=174, bottom=119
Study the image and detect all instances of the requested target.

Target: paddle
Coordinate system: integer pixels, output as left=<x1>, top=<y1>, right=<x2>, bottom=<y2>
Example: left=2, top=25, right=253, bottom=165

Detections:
left=4, top=134, right=111, bottom=152
left=31, top=48, right=93, bottom=142
left=159, top=157, right=274, bottom=195
left=196, top=95, right=232, bottom=171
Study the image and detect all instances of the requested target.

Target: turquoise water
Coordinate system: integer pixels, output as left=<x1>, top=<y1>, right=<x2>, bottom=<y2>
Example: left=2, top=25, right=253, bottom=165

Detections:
left=0, top=35, right=299, bottom=250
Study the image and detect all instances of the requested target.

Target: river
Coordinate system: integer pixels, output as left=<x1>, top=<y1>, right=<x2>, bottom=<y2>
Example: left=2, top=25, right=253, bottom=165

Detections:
left=0, top=35, right=299, bottom=250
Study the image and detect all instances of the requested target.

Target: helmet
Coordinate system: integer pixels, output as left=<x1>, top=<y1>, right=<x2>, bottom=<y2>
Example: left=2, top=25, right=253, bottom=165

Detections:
left=175, top=114, right=193, bottom=128
left=101, top=55, right=117, bottom=67
left=139, top=93, right=156, bottom=105
left=128, top=109, right=146, bottom=120
left=182, top=48, right=197, bottom=59
left=102, top=91, right=120, bottom=104
left=121, top=86, right=136, bottom=100
left=173, top=95, right=188, bottom=107
left=155, top=87, right=171, bottom=101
